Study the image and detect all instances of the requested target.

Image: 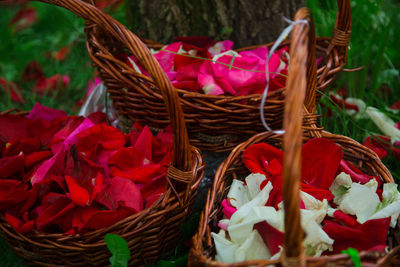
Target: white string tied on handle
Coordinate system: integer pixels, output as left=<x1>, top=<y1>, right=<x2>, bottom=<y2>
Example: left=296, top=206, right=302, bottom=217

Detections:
left=260, top=17, right=309, bottom=134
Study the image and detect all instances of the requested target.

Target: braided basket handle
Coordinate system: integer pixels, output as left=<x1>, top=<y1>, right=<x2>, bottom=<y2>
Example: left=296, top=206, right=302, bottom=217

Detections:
left=332, top=0, right=351, bottom=50
left=281, top=8, right=313, bottom=267
left=304, top=0, right=350, bottom=114
left=32, top=0, right=192, bottom=172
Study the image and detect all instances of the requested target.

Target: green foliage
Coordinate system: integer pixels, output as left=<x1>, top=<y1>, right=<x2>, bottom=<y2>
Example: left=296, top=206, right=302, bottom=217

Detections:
left=105, top=234, right=131, bottom=267
left=308, top=0, right=400, bottom=180
left=0, top=238, right=26, bottom=267
left=341, top=248, right=362, bottom=267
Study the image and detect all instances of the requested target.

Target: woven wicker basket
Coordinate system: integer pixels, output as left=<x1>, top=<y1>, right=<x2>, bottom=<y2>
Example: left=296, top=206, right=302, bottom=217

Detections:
left=35, top=0, right=351, bottom=152
left=189, top=8, right=400, bottom=267
left=0, top=3, right=205, bottom=265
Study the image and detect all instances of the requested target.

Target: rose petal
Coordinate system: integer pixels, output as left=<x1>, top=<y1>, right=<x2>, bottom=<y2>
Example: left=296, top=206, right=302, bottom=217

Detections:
left=338, top=180, right=380, bottom=223
left=243, top=143, right=283, bottom=175
left=323, top=217, right=390, bottom=254
left=0, top=154, right=25, bottom=178
left=227, top=179, right=250, bottom=209
left=0, top=78, right=24, bottom=103
left=5, top=213, right=34, bottom=234
left=301, top=138, right=343, bottom=189
left=65, top=175, right=90, bottom=207
left=27, top=102, right=67, bottom=121
left=96, top=176, right=143, bottom=212
left=8, top=7, right=37, bottom=33
left=221, top=199, right=237, bottom=219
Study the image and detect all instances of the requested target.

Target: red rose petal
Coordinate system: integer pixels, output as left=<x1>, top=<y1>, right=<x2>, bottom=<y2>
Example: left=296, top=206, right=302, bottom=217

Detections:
left=255, top=221, right=284, bottom=255
left=5, top=213, right=34, bottom=234
left=301, top=183, right=334, bottom=201
left=8, top=7, right=37, bottom=33
left=332, top=210, right=359, bottom=228
left=140, top=175, right=166, bottom=208
left=96, top=176, right=143, bottom=212
left=110, top=164, right=163, bottom=184
left=32, top=74, right=70, bottom=96
left=243, top=143, right=284, bottom=175
left=24, top=150, right=53, bottom=168
left=0, top=179, right=30, bottom=210
left=0, top=78, right=24, bottom=103
left=35, top=194, right=76, bottom=231
left=65, top=175, right=90, bottom=207
left=27, top=102, right=67, bottom=122
left=0, top=115, right=29, bottom=142
left=3, top=138, right=41, bottom=157
left=339, top=160, right=374, bottom=184
left=323, top=217, right=390, bottom=254
left=301, top=138, right=343, bottom=189
left=0, top=154, right=25, bottom=178
left=22, top=61, right=44, bottom=82
left=19, top=184, right=40, bottom=215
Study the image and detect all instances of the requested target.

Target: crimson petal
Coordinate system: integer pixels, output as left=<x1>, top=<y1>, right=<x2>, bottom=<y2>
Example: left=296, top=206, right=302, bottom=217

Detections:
left=243, top=143, right=284, bottom=175
left=27, top=102, right=67, bottom=122
left=5, top=213, right=34, bottom=234
left=323, top=217, right=390, bottom=254
left=301, top=138, right=343, bottom=189
left=65, top=175, right=90, bottom=207
left=255, top=221, right=284, bottom=255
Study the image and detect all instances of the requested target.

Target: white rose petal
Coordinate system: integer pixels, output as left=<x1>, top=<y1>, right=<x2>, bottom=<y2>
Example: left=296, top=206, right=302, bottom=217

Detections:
left=338, top=182, right=380, bottom=223
left=345, top=98, right=367, bottom=119
left=364, top=178, right=379, bottom=192
left=245, top=173, right=267, bottom=199
left=370, top=201, right=400, bottom=227
left=366, top=106, right=400, bottom=143
left=370, top=183, right=400, bottom=227
left=382, top=183, right=400, bottom=203
left=235, top=230, right=271, bottom=262
left=301, top=209, right=333, bottom=256
left=127, top=57, right=143, bottom=74
left=211, top=230, right=239, bottom=263
left=330, top=172, right=352, bottom=206
left=228, top=206, right=282, bottom=244
left=227, top=179, right=250, bottom=209
left=230, top=181, right=273, bottom=225
left=212, top=50, right=241, bottom=63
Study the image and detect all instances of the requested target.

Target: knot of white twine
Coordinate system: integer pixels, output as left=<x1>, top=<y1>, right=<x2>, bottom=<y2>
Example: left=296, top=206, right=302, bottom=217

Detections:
left=260, top=17, right=309, bottom=134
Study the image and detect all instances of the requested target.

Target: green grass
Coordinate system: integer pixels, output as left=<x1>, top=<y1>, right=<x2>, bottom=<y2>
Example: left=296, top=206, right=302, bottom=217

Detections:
left=0, top=0, right=400, bottom=265
left=308, top=0, right=400, bottom=179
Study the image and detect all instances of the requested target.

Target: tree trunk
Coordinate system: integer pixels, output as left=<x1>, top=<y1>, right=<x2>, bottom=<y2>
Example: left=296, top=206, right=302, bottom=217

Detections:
left=126, top=0, right=304, bottom=48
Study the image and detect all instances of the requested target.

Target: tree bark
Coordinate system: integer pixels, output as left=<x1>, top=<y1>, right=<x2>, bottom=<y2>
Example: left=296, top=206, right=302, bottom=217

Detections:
left=126, top=0, right=304, bottom=48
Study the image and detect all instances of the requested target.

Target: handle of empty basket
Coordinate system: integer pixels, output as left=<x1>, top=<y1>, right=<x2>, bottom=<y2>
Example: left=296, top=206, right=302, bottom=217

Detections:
left=316, top=0, right=351, bottom=95
left=281, top=8, right=313, bottom=267
left=305, top=0, right=351, bottom=113
left=33, top=0, right=192, bottom=172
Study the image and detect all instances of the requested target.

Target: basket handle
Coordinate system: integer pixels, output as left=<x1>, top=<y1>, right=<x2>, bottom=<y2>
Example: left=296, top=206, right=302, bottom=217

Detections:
left=332, top=0, right=352, bottom=51
left=304, top=0, right=351, bottom=114
left=33, top=0, right=192, bottom=172
left=281, top=8, right=313, bottom=267
left=315, top=0, right=351, bottom=95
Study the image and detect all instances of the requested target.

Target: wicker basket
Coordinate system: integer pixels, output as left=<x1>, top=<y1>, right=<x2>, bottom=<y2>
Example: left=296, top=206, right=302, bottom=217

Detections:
left=33, top=0, right=351, bottom=152
left=0, top=4, right=205, bottom=265
left=189, top=8, right=399, bottom=267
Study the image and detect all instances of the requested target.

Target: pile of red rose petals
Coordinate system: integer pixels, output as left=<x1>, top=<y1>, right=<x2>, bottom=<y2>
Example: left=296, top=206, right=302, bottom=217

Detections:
left=124, top=36, right=289, bottom=96
left=0, top=103, right=173, bottom=235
